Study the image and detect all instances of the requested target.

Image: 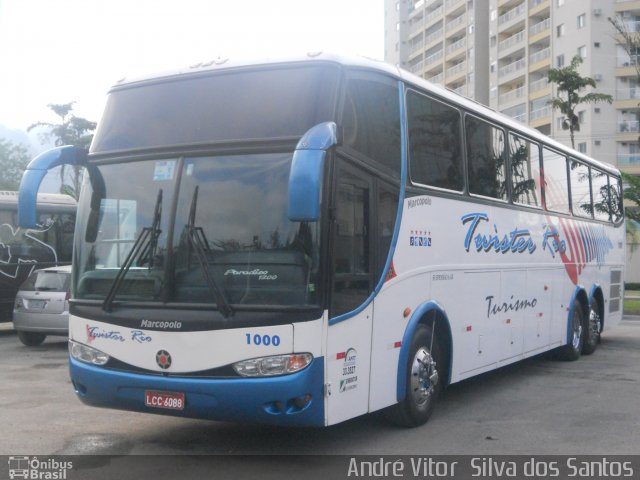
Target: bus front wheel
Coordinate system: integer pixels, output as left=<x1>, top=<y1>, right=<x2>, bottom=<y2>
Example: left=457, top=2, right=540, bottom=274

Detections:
left=385, top=324, right=441, bottom=427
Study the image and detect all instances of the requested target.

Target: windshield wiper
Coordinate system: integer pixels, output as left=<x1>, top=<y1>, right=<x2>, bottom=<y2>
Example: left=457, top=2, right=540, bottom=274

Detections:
left=183, top=186, right=233, bottom=318
left=102, top=189, right=163, bottom=312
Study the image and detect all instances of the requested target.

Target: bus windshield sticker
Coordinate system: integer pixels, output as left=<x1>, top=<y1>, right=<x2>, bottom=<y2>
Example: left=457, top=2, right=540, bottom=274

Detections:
left=153, top=160, right=176, bottom=181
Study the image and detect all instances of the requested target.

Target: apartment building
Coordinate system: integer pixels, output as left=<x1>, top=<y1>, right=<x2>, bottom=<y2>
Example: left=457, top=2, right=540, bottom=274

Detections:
left=385, top=0, right=490, bottom=104
left=385, top=0, right=628, bottom=171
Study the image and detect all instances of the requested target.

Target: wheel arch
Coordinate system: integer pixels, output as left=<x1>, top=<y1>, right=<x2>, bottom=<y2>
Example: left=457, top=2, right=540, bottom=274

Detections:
left=396, top=300, right=452, bottom=402
left=567, top=286, right=589, bottom=345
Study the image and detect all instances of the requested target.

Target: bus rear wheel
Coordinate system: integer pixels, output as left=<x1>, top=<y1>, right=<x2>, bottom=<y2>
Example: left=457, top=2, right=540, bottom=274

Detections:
left=17, top=331, right=46, bottom=347
left=582, top=298, right=601, bottom=355
left=385, top=324, right=441, bottom=427
left=556, top=300, right=584, bottom=361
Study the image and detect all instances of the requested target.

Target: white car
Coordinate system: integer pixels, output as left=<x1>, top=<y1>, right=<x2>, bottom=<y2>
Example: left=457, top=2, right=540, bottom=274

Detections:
left=12, top=265, right=71, bottom=346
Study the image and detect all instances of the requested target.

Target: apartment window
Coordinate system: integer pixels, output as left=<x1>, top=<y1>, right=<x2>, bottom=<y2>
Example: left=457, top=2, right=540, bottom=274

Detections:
left=396, top=22, right=400, bottom=31
left=578, top=45, right=587, bottom=59
left=557, top=0, right=564, bottom=6
left=556, top=24, right=565, bottom=37
left=490, top=36, right=497, bottom=48
left=577, top=14, right=586, bottom=29
left=578, top=111, right=586, bottom=123
left=578, top=142, right=587, bottom=153
left=557, top=54, right=565, bottom=67
left=396, top=1, right=400, bottom=11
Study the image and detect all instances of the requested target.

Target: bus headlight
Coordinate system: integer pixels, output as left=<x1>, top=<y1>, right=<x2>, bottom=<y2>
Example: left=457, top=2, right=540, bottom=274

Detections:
left=69, top=340, right=110, bottom=366
left=233, top=353, right=313, bottom=377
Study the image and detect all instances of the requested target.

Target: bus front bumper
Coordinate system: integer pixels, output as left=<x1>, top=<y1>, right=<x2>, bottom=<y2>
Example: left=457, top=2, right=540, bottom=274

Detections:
left=69, top=356, right=325, bottom=427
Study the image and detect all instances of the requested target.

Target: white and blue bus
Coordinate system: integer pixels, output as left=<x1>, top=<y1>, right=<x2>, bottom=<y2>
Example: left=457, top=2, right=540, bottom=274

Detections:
left=18, top=54, right=625, bottom=427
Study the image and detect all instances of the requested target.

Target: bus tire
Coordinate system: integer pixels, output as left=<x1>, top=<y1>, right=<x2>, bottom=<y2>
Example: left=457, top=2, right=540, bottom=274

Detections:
left=556, top=300, right=584, bottom=361
left=582, top=297, right=601, bottom=355
left=385, top=324, right=441, bottom=427
left=17, top=331, right=46, bottom=347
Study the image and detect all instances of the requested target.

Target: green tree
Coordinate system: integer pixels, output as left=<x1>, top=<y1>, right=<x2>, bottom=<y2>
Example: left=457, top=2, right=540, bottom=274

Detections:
left=0, top=139, right=30, bottom=190
left=547, top=55, right=613, bottom=149
left=28, top=102, right=96, bottom=199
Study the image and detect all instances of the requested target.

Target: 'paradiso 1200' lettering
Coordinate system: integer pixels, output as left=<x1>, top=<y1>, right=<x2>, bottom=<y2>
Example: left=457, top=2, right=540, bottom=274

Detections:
left=224, top=269, right=277, bottom=281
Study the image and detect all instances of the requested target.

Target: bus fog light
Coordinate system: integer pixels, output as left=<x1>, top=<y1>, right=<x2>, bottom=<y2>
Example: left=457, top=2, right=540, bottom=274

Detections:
left=233, top=353, right=313, bottom=377
left=69, top=340, right=110, bottom=366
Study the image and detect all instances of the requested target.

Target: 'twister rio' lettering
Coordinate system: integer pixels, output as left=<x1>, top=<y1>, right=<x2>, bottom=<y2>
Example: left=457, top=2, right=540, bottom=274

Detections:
left=461, top=213, right=536, bottom=254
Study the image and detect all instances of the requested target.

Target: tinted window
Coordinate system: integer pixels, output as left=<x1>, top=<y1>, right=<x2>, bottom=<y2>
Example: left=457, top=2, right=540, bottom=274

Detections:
left=407, top=90, right=463, bottom=190
left=92, top=66, right=340, bottom=153
left=342, top=74, right=401, bottom=177
left=509, top=134, right=541, bottom=207
left=591, top=169, right=610, bottom=221
left=21, top=271, right=70, bottom=292
left=543, top=148, right=570, bottom=213
left=466, top=116, right=507, bottom=200
left=570, top=159, right=592, bottom=218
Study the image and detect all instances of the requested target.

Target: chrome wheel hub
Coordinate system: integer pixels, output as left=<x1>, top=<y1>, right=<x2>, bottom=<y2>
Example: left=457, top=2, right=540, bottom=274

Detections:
left=410, top=347, right=438, bottom=406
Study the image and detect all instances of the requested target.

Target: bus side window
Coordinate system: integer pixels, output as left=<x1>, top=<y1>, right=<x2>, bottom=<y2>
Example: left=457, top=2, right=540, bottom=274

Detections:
left=542, top=148, right=570, bottom=213
left=407, top=90, right=463, bottom=191
left=591, top=169, right=611, bottom=222
left=609, top=175, right=624, bottom=223
left=509, top=134, right=541, bottom=207
left=465, top=115, right=507, bottom=200
left=569, top=159, right=592, bottom=218
left=341, top=73, right=401, bottom=179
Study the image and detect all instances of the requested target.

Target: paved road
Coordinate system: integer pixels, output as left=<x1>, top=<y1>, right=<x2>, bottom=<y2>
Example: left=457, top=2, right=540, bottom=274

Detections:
left=1, top=318, right=639, bottom=456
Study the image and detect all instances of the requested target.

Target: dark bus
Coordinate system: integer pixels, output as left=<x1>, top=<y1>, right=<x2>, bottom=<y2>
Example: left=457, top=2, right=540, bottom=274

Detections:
left=0, top=191, right=76, bottom=320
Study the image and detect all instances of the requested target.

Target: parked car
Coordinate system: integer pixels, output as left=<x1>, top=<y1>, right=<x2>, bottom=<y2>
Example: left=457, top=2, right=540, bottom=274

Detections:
left=12, top=265, right=71, bottom=346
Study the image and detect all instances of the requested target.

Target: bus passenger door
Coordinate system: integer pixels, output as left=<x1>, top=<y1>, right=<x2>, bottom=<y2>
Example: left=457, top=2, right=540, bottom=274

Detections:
left=325, top=160, right=374, bottom=425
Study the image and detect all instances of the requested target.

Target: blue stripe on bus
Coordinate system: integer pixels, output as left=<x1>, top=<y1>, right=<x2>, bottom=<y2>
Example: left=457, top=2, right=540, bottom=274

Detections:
left=329, top=80, right=408, bottom=326
left=69, top=356, right=326, bottom=427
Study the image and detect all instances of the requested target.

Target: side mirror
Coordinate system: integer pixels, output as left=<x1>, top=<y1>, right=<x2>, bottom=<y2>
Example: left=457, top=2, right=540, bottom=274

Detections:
left=18, top=146, right=87, bottom=228
left=287, top=122, right=337, bottom=222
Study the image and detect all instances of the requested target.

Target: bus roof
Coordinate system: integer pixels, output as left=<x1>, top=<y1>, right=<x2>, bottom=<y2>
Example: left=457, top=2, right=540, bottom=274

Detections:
left=110, top=52, right=620, bottom=177
left=0, top=191, right=76, bottom=207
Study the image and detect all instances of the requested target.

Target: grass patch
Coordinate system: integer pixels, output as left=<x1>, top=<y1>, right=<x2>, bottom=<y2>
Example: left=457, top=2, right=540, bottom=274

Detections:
left=624, top=299, right=640, bottom=315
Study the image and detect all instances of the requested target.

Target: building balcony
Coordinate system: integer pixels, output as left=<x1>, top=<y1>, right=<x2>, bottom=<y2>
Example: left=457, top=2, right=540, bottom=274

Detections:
left=425, top=6, right=444, bottom=27
left=528, top=0, right=550, bottom=16
left=530, top=105, right=551, bottom=121
left=446, top=60, right=467, bottom=79
left=614, top=1, right=640, bottom=14
left=498, top=58, right=526, bottom=79
left=445, top=13, right=466, bottom=33
left=529, top=47, right=550, bottom=65
left=425, top=28, right=444, bottom=48
left=498, top=2, right=525, bottom=27
left=499, top=85, right=526, bottom=104
left=498, top=29, right=525, bottom=54
left=529, top=17, right=550, bottom=43
left=410, top=17, right=425, bottom=36
left=425, top=49, right=445, bottom=67
left=618, top=154, right=640, bottom=167
left=409, top=60, right=425, bottom=74
left=427, top=72, right=444, bottom=85
left=617, top=88, right=640, bottom=101
left=618, top=120, right=640, bottom=133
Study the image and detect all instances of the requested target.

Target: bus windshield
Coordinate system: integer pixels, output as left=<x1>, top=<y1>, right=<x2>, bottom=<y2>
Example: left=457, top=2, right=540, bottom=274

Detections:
left=74, top=153, right=321, bottom=308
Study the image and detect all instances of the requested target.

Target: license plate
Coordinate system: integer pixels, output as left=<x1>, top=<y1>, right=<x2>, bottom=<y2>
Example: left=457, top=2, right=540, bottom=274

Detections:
left=144, top=390, right=185, bottom=410
left=27, top=299, right=46, bottom=309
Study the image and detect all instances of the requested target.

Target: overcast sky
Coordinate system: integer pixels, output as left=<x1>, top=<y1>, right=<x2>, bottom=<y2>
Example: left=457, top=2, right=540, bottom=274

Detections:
left=0, top=0, right=384, bottom=131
